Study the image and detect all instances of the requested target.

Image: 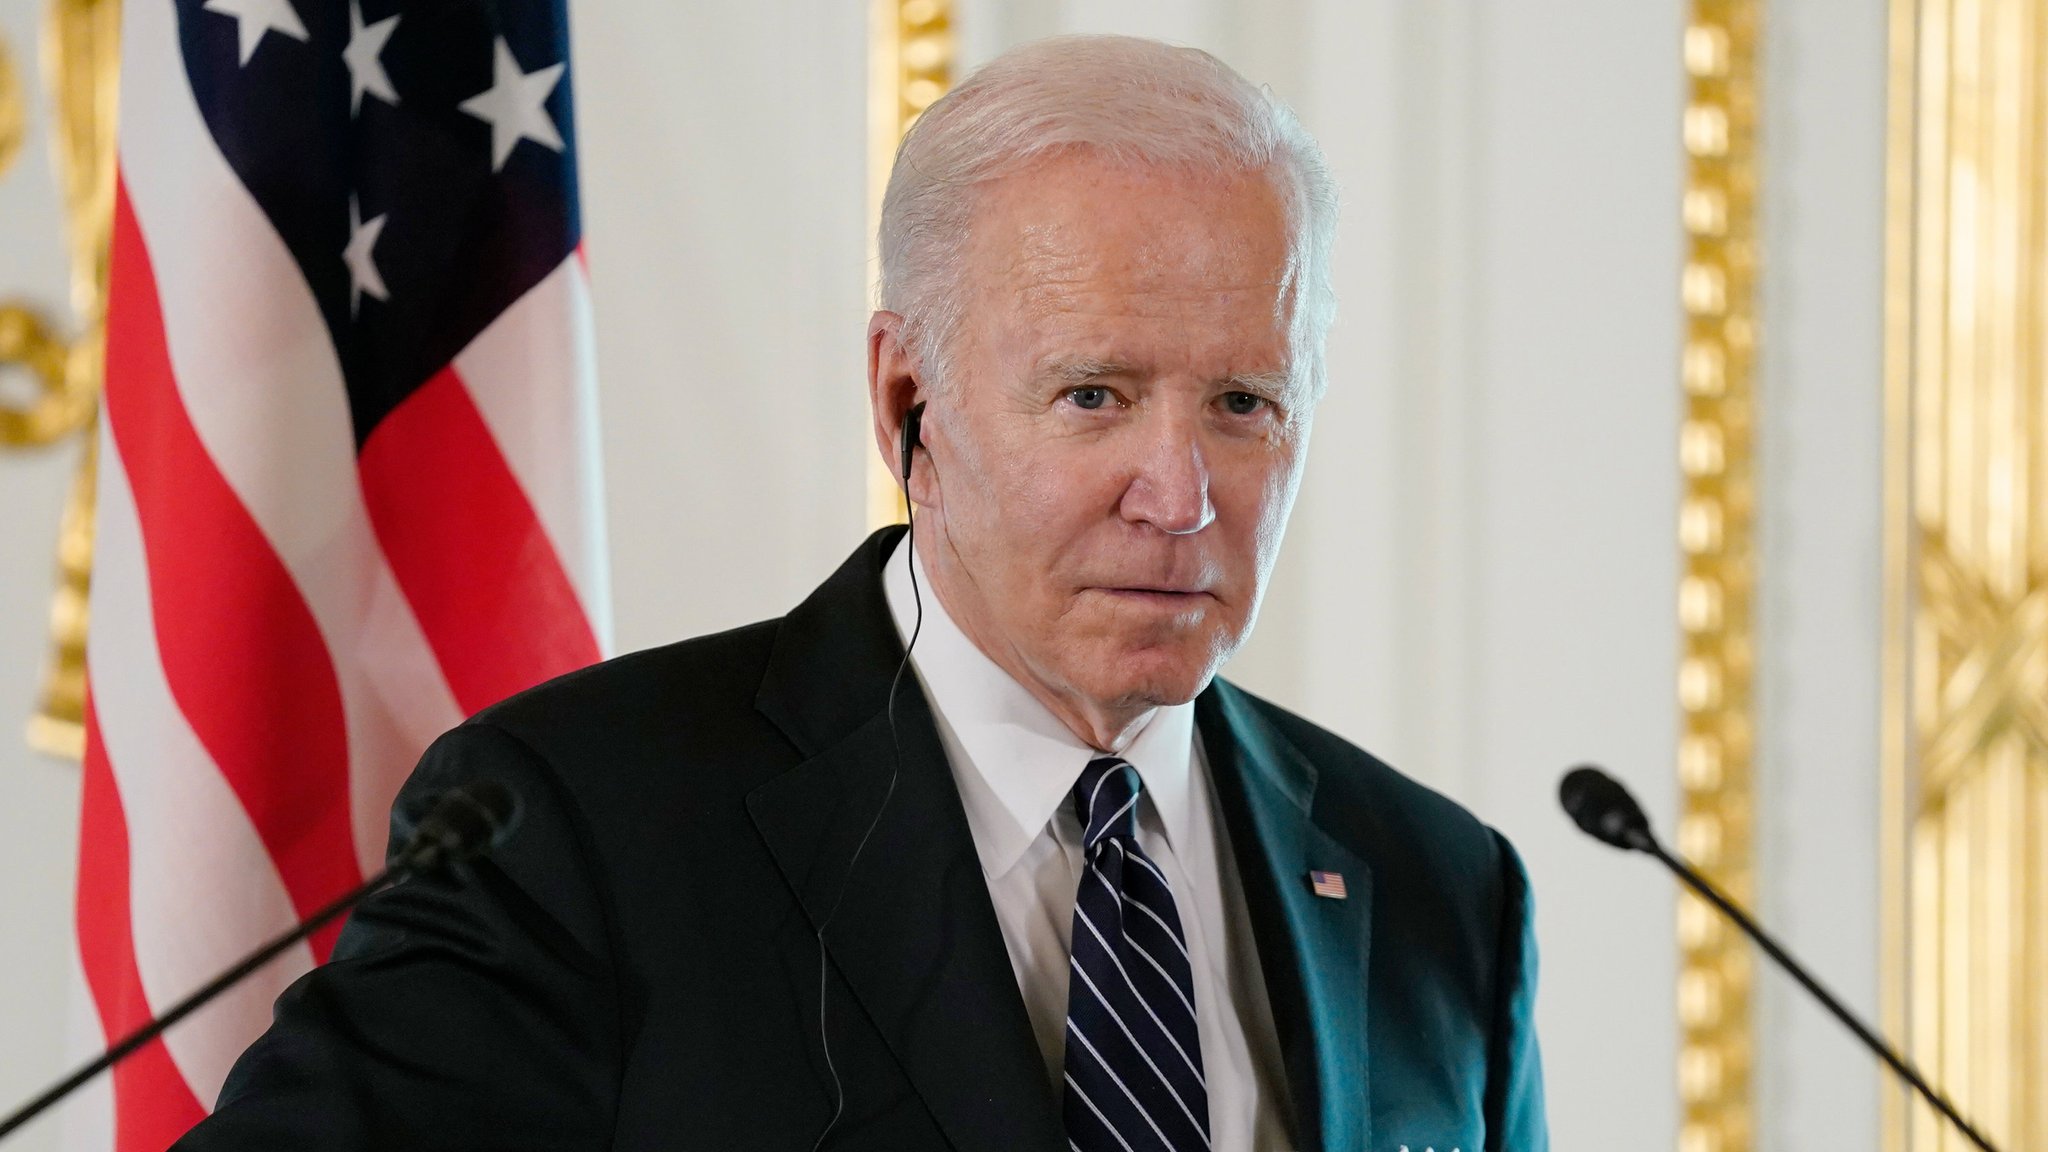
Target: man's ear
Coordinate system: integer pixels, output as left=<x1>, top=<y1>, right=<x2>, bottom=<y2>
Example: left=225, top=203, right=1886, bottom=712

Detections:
left=867, top=311, right=920, bottom=481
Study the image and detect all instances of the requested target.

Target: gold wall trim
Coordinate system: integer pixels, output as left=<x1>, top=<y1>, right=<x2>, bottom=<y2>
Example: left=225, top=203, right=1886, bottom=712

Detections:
left=1884, top=0, right=2048, bottom=1147
left=0, top=31, right=25, bottom=177
left=864, top=0, right=952, bottom=530
left=1, top=0, right=120, bottom=760
left=1678, top=3, right=1760, bottom=1150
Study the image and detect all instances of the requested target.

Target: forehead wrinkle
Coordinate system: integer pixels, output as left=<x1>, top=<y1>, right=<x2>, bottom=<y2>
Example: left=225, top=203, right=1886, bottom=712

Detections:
left=1014, top=272, right=1295, bottom=325
left=998, top=219, right=1289, bottom=314
left=1001, top=221, right=1091, bottom=310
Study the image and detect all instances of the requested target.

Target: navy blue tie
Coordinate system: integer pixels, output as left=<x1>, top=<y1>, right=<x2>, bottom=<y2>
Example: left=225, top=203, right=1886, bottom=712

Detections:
left=1062, top=757, right=1211, bottom=1151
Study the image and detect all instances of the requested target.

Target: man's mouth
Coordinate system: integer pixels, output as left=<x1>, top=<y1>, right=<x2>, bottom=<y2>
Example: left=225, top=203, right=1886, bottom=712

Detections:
left=1094, top=587, right=1215, bottom=607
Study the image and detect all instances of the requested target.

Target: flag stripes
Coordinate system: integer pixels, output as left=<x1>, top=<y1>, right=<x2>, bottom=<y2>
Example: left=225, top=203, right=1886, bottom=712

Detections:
left=358, top=364, right=601, bottom=717
left=105, top=181, right=362, bottom=963
left=75, top=704, right=210, bottom=1152
left=453, top=255, right=611, bottom=645
left=86, top=411, right=314, bottom=1108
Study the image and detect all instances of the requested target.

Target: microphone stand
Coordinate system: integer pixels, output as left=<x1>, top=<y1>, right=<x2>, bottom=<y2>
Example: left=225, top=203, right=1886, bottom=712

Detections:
left=1626, top=830, right=2003, bottom=1152
left=0, top=782, right=512, bottom=1144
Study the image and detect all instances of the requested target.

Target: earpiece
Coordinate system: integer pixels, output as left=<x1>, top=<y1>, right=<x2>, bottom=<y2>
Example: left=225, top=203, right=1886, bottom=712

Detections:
left=900, top=401, right=926, bottom=488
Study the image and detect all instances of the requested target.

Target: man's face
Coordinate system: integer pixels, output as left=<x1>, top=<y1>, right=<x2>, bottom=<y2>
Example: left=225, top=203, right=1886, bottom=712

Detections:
left=912, top=153, right=1313, bottom=739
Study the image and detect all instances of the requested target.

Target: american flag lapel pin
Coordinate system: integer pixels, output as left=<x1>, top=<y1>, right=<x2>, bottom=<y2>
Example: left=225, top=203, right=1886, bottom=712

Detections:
left=1307, top=870, right=1348, bottom=900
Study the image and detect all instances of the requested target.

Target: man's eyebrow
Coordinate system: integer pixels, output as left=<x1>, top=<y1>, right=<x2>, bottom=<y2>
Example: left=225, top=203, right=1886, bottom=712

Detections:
left=1040, top=356, right=1133, bottom=385
left=1036, top=358, right=1298, bottom=397
left=1223, top=369, right=1296, bottom=395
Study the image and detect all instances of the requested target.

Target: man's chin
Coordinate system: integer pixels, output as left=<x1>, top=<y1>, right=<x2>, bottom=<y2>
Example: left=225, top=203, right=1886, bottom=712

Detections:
left=1075, top=650, right=1222, bottom=712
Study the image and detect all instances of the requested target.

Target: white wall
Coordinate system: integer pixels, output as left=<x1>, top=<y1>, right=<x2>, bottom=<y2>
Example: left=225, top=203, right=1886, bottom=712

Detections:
left=1754, top=0, right=1890, bottom=1148
left=0, top=1, right=1895, bottom=1150
left=575, top=0, right=871, bottom=652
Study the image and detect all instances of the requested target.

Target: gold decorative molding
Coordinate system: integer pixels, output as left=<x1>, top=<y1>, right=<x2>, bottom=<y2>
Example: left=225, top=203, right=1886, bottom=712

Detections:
left=0, top=31, right=24, bottom=177
left=1, top=0, right=121, bottom=760
left=1677, top=3, right=1759, bottom=1150
left=29, top=433, right=94, bottom=760
left=864, top=0, right=952, bottom=530
left=1884, top=0, right=2048, bottom=1147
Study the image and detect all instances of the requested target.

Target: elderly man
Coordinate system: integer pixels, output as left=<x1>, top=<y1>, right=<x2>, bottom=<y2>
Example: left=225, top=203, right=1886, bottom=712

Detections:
left=177, top=34, right=1544, bottom=1152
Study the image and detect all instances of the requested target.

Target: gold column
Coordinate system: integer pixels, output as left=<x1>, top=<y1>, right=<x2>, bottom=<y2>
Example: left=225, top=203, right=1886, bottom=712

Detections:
left=864, top=0, right=953, bottom=530
left=0, top=0, right=121, bottom=761
left=1678, top=3, right=1760, bottom=1150
left=1884, top=0, right=2048, bottom=1147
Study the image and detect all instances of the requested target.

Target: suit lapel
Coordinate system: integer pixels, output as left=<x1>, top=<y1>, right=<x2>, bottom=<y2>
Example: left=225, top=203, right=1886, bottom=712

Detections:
left=746, top=529, right=1064, bottom=1152
left=1199, top=685, right=1374, bottom=1152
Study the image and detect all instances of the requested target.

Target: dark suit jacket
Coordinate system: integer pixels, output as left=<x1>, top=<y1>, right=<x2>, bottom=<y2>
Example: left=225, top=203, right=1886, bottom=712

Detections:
left=175, top=528, right=1546, bottom=1152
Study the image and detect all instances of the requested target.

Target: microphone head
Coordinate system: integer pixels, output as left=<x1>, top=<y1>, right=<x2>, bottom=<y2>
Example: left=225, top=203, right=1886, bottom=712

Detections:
left=1559, top=765, right=1655, bottom=852
left=456, top=779, right=520, bottom=848
left=407, top=779, right=521, bottom=871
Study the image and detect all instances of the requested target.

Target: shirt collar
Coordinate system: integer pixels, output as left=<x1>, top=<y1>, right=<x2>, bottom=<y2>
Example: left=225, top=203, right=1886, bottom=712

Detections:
left=882, top=532, right=1196, bottom=879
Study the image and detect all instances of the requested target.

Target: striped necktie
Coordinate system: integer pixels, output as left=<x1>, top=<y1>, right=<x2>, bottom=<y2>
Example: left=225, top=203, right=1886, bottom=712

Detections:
left=1062, top=756, right=1211, bottom=1151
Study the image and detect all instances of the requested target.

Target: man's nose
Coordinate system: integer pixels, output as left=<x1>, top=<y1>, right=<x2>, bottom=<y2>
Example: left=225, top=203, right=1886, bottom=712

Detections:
left=1118, top=412, right=1215, bottom=535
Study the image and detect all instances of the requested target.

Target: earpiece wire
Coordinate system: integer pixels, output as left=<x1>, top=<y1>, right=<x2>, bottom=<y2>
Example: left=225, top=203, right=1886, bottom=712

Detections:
left=810, top=432, right=923, bottom=1151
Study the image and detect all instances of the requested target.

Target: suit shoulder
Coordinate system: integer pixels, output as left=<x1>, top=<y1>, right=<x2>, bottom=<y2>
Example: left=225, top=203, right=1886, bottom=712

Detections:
left=468, top=617, right=785, bottom=753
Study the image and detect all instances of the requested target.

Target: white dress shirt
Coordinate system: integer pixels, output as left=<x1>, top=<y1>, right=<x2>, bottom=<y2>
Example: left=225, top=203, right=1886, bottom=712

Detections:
left=882, top=535, right=1294, bottom=1151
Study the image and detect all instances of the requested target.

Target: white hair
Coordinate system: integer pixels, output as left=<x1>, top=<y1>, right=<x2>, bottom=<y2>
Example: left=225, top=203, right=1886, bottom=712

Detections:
left=878, top=34, right=1338, bottom=400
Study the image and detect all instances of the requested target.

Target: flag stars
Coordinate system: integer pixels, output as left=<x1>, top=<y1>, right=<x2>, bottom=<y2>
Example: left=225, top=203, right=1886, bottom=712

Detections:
left=458, top=38, right=566, bottom=171
left=343, top=1, right=400, bottom=116
left=202, top=0, right=309, bottom=66
left=343, top=195, right=390, bottom=317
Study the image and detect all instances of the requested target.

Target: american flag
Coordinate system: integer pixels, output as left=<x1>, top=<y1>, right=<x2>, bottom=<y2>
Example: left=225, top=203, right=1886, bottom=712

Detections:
left=1308, top=870, right=1348, bottom=900
left=71, top=0, right=607, bottom=1147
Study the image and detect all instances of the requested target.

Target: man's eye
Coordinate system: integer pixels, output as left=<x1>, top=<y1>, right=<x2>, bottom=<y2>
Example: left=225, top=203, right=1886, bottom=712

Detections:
left=1222, top=391, right=1266, bottom=415
left=1068, top=386, right=1111, bottom=410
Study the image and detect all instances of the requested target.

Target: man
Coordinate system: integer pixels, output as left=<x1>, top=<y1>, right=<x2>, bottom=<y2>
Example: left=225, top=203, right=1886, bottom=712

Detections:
left=178, top=34, right=1545, bottom=1152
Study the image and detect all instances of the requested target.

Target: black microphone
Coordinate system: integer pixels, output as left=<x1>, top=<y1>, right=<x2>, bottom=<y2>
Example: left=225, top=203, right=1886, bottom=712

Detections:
left=0, top=779, right=521, bottom=1144
left=1558, top=765, right=2004, bottom=1152
left=1558, top=765, right=1655, bottom=852
left=399, top=778, right=520, bottom=873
